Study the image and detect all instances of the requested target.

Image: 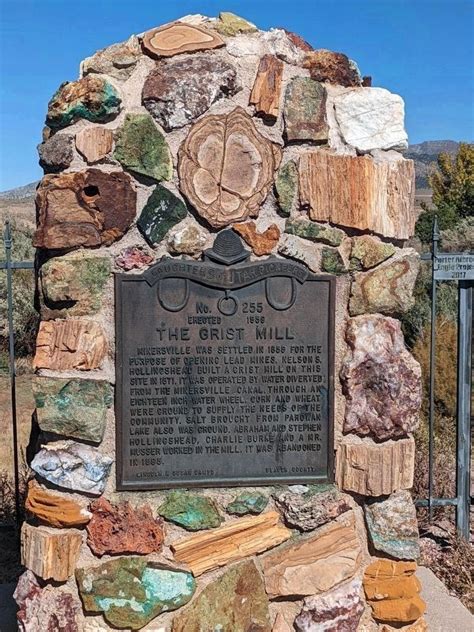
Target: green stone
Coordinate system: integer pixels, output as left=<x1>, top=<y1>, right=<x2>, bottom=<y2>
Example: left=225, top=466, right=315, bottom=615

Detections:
left=47, top=76, right=121, bottom=130
left=284, top=77, right=328, bottom=142
left=158, top=491, right=222, bottom=531
left=321, top=247, right=348, bottom=275
left=40, top=253, right=110, bottom=318
left=365, top=491, right=420, bottom=560
left=226, top=491, right=268, bottom=516
left=285, top=216, right=345, bottom=247
left=137, top=185, right=187, bottom=246
left=113, top=113, right=172, bottom=181
left=76, top=558, right=196, bottom=630
left=33, top=377, right=111, bottom=443
left=172, top=560, right=270, bottom=632
left=275, top=160, right=298, bottom=216
left=215, top=12, right=257, bottom=36
left=350, top=235, right=396, bottom=270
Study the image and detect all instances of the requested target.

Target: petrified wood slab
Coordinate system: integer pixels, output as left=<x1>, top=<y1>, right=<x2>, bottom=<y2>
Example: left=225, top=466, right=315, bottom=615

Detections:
left=299, top=151, right=415, bottom=240
left=21, top=522, right=82, bottom=582
left=25, top=480, right=91, bottom=528
left=261, top=512, right=361, bottom=597
left=142, top=22, right=224, bottom=58
left=33, top=320, right=107, bottom=371
left=178, top=107, right=281, bottom=228
left=75, top=126, right=114, bottom=163
left=33, top=169, right=136, bottom=250
left=171, top=511, right=291, bottom=576
left=336, top=437, right=415, bottom=497
left=249, top=54, right=284, bottom=122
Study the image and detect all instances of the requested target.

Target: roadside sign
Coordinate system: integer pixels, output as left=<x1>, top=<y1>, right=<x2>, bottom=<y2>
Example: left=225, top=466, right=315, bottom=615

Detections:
left=434, top=253, right=474, bottom=281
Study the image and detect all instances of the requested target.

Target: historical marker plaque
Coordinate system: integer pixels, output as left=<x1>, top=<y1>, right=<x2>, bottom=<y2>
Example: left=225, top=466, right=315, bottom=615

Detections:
left=115, top=232, right=335, bottom=489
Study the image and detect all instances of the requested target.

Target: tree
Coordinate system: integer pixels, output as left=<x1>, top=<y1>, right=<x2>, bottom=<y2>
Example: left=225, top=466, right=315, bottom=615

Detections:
left=415, top=143, right=474, bottom=243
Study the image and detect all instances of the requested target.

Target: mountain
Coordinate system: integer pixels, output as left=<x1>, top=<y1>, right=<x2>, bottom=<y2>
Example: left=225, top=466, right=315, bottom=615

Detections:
left=405, top=140, right=461, bottom=189
left=0, top=181, right=38, bottom=201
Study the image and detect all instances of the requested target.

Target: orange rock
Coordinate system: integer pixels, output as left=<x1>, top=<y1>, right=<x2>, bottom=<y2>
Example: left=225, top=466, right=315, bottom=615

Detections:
left=365, top=559, right=417, bottom=580
left=380, top=617, right=428, bottom=632
left=25, top=480, right=91, bottom=528
left=363, top=559, right=426, bottom=624
left=369, top=595, right=426, bottom=624
left=233, top=222, right=280, bottom=256
left=364, top=576, right=421, bottom=601
left=33, top=320, right=107, bottom=370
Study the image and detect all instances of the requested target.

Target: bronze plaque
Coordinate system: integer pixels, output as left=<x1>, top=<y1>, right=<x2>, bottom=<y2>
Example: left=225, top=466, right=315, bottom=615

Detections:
left=115, top=233, right=335, bottom=489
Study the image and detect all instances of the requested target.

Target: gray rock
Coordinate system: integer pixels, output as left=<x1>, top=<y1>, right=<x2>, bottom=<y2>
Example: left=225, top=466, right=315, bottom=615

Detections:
left=142, top=55, right=239, bottom=131
left=31, top=441, right=113, bottom=496
left=274, top=486, right=351, bottom=531
left=38, top=134, right=74, bottom=172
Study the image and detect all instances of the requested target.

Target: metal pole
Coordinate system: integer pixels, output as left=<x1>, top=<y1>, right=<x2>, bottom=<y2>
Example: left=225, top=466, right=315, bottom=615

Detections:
left=4, top=221, right=22, bottom=531
left=456, top=281, right=472, bottom=538
left=428, top=217, right=439, bottom=522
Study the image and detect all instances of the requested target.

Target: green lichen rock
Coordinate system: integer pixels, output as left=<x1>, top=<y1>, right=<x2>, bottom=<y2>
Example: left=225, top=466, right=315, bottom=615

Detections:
left=33, top=377, right=111, bottom=443
left=114, top=113, right=172, bottom=181
left=172, top=560, right=270, bottom=632
left=137, top=185, right=187, bottom=246
left=76, top=558, right=196, bottom=630
left=350, top=235, right=396, bottom=270
left=46, top=76, right=121, bottom=130
left=285, top=216, right=345, bottom=247
left=215, top=12, right=257, bottom=36
left=158, top=491, right=222, bottom=531
left=321, top=247, right=348, bottom=275
left=275, top=160, right=298, bottom=216
left=226, top=491, right=268, bottom=516
left=283, top=77, right=328, bottom=142
left=40, top=253, right=110, bottom=318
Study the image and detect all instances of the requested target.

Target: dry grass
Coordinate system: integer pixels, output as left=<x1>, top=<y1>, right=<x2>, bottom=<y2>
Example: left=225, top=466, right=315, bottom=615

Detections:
left=420, top=533, right=474, bottom=612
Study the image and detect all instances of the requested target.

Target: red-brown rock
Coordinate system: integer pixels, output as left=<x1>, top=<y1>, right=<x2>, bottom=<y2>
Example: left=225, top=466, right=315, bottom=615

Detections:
left=303, top=49, right=362, bottom=87
left=86, top=497, right=164, bottom=556
left=233, top=221, right=280, bottom=255
left=283, top=30, right=313, bottom=52
left=33, top=169, right=136, bottom=250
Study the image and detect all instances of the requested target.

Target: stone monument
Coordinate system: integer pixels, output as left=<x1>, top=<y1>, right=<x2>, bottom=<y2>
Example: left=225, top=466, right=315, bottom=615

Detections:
left=17, top=11, right=426, bottom=631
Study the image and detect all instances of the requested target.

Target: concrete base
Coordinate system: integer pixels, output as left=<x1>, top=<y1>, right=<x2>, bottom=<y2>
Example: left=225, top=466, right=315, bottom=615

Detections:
left=418, top=566, right=473, bottom=632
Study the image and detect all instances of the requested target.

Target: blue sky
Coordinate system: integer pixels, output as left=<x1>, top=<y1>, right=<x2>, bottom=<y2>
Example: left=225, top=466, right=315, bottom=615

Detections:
left=0, top=0, right=473, bottom=190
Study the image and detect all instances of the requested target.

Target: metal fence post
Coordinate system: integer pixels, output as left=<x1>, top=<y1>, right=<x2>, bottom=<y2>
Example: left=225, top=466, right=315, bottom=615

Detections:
left=428, top=217, right=439, bottom=522
left=456, top=280, right=472, bottom=538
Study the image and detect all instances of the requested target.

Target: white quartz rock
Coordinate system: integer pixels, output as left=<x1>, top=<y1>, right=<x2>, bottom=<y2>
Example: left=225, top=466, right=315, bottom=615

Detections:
left=334, top=87, right=408, bottom=152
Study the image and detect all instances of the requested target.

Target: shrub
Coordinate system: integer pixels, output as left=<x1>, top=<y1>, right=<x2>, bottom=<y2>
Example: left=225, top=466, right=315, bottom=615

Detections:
left=0, top=221, right=38, bottom=361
